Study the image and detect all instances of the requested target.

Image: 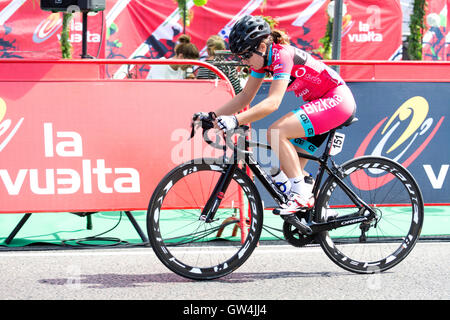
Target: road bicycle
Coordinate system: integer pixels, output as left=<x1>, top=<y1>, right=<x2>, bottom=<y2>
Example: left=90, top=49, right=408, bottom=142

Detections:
left=147, top=115, right=424, bottom=280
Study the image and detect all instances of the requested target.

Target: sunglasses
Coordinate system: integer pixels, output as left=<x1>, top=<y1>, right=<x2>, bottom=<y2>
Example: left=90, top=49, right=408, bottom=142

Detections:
left=238, top=51, right=254, bottom=60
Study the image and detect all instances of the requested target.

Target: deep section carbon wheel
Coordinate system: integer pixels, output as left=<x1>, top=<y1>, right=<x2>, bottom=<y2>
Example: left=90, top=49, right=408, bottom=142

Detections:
left=147, top=158, right=263, bottom=280
left=315, top=156, right=424, bottom=274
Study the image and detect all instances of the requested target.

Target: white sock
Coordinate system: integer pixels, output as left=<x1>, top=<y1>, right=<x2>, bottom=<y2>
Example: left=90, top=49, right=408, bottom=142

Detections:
left=289, top=176, right=304, bottom=195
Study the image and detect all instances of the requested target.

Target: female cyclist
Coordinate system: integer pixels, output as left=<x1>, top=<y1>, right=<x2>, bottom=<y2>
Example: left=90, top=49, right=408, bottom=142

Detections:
left=193, top=15, right=356, bottom=233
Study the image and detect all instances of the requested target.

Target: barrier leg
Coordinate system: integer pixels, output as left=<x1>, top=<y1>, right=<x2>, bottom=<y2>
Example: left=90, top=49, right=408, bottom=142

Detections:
left=125, top=211, right=149, bottom=244
left=5, top=213, right=32, bottom=245
left=87, top=214, right=93, bottom=230
left=70, top=212, right=96, bottom=230
left=217, top=216, right=239, bottom=238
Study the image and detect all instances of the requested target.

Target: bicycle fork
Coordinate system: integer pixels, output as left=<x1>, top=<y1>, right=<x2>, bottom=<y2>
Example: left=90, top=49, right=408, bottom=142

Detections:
left=199, top=163, right=238, bottom=223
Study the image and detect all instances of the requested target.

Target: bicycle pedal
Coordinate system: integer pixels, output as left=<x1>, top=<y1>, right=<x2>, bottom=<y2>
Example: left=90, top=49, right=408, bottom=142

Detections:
left=281, top=214, right=312, bottom=235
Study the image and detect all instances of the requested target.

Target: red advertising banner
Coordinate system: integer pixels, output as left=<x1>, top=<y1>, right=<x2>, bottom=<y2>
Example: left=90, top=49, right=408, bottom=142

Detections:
left=339, top=0, right=402, bottom=78
left=422, top=0, right=447, bottom=61
left=0, top=0, right=405, bottom=69
left=0, top=0, right=104, bottom=59
left=340, top=0, right=402, bottom=59
left=0, top=62, right=235, bottom=213
left=1, top=59, right=450, bottom=214
left=447, top=0, right=450, bottom=60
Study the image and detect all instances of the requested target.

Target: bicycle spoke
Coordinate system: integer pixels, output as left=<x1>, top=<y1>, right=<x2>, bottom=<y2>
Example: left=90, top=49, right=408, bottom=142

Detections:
left=316, top=156, right=423, bottom=273
left=147, top=160, right=263, bottom=280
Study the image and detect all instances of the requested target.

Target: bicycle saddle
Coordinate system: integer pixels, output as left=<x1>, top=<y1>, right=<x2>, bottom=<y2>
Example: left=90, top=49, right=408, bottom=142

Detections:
left=335, top=116, right=358, bottom=130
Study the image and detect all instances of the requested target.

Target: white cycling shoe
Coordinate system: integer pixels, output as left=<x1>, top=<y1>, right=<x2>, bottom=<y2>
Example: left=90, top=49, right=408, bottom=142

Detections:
left=273, top=192, right=314, bottom=235
left=273, top=191, right=314, bottom=216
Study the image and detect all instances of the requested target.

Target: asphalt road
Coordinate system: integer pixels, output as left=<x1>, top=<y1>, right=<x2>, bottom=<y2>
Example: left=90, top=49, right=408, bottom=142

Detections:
left=0, top=241, right=448, bottom=301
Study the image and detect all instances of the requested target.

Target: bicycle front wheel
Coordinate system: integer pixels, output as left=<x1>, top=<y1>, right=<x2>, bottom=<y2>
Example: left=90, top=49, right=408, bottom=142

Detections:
left=315, top=156, right=424, bottom=274
left=147, top=158, right=264, bottom=280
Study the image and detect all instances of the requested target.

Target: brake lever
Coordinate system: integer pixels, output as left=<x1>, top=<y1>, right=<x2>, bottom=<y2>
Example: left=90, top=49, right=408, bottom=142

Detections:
left=189, top=112, right=216, bottom=140
left=189, top=121, right=198, bottom=140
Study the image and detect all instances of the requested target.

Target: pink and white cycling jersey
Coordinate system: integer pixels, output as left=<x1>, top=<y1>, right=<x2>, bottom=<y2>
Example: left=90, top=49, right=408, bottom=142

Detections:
left=250, top=43, right=344, bottom=101
left=251, top=43, right=356, bottom=154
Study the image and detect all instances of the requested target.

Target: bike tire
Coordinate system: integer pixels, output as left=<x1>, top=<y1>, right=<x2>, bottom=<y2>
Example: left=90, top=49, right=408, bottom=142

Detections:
left=147, top=158, right=264, bottom=280
left=315, top=156, right=424, bottom=274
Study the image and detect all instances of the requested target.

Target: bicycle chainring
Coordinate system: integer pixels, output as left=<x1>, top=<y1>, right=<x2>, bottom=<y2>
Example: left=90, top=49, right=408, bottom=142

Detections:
left=282, top=219, right=314, bottom=247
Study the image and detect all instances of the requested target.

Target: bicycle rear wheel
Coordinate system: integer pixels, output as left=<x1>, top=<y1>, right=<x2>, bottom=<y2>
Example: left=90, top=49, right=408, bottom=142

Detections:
left=147, top=158, right=263, bottom=280
left=315, top=156, right=424, bottom=274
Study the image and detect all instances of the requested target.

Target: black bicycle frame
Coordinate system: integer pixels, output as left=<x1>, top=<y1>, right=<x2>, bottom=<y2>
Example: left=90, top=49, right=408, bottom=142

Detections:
left=200, top=127, right=377, bottom=230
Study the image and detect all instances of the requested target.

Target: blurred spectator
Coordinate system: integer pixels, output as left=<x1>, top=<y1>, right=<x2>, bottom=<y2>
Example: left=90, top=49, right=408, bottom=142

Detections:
left=196, top=35, right=242, bottom=94
left=147, top=35, right=199, bottom=79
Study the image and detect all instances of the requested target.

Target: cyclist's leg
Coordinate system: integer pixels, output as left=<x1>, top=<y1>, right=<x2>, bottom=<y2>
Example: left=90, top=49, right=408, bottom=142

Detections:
left=267, top=112, right=305, bottom=178
left=267, top=112, right=314, bottom=231
left=290, top=134, right=329, bottom=175
left=268, top=84, right=356, bottom=178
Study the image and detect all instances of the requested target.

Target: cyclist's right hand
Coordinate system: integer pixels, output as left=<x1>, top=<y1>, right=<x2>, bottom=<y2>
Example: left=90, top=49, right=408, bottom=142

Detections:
left=190, top=111, right=217, bottom=138
left=192, top=112, right=211, bottom=122
left=192, top=111, right=217, bottom=126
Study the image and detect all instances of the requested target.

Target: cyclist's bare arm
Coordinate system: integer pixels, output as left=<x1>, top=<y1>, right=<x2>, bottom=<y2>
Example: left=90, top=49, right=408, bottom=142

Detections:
left=215, top=75, right=264, bottom=117
left=236, top=78, right=289, bottom=125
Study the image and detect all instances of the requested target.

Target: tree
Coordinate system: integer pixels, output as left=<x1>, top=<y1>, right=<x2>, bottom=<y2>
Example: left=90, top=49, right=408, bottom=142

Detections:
left=32, top=0, right=72, bottom=59
left=60, top=13, right=73, bottom=59
left=406, top=0, right=427, bottom=60
left=176, top=0, right=208, bottom=33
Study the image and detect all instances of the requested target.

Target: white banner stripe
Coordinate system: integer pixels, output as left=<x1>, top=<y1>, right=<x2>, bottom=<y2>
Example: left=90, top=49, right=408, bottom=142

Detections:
left=106, top=0, right=131, bottom=28
left=0, top=245, right=324, bottom=258
left=292, top=0, right=327, bottom=27
left=0, top=0, right=26, bottom=25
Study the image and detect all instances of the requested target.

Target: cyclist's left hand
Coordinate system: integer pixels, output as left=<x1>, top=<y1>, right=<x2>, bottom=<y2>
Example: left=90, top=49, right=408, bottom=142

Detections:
left=216, top=115, right=239, bottom=131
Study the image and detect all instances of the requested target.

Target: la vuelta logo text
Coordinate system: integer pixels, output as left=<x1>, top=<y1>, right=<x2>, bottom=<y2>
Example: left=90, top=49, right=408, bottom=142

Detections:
left=0, top=98, right=24, bottom=153
left=33, top=13, right=101, bottom=44
left=352, top=96, right=445, bottom=190
left=0, top=120, right=140, bottom=196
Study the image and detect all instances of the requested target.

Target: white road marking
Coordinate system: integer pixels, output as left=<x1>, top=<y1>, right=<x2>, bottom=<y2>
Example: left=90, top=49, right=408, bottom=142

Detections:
left=0, top=242, right=444, bottom=258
